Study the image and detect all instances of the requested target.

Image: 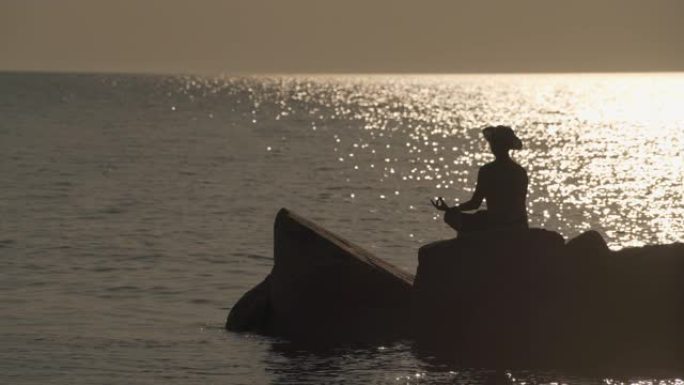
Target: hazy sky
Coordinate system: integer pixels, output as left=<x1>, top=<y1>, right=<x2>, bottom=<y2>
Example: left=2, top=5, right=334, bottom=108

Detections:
left=2, top=0, right=683, bottom=74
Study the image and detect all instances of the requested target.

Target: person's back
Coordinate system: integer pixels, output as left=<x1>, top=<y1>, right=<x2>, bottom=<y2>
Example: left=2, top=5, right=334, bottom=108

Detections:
left=431, top=125, right=529, bottom=233
left=479, top=158, right=528, bottom=228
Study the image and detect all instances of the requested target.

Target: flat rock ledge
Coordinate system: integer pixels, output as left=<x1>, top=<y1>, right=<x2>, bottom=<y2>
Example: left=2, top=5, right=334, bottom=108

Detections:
left=227, top=208, right=684, bottom=373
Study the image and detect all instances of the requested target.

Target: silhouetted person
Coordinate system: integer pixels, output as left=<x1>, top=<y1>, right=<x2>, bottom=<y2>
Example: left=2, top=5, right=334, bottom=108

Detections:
left=431, top=125, right=528, bottom=233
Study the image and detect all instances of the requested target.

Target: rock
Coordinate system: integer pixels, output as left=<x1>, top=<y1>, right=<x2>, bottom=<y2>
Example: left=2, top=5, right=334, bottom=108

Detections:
left=414, top=228, right=684, bottom=373
left=563, top=242, right=684, bottom=372
left=226, top=208, right=414, bottom=344
left=226, top=275, right=271, bottom=332
left=227, top=209, right=684, bottom=373
left=565, top=230, right=610, bottom=257
left=413, top=228, right=568, bottom=367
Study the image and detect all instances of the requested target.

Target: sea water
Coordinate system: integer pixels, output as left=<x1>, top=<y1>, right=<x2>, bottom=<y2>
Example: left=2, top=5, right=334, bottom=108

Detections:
left=1, top=72, right=683, bottom=384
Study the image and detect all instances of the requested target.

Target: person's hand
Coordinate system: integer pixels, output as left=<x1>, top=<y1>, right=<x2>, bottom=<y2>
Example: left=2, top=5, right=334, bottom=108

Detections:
left=430, top=197, right=450, bottom=211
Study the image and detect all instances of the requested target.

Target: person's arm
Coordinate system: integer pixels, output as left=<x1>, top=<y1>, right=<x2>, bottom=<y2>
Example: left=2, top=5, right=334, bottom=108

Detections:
left=457, top=168, right=484, bottom=211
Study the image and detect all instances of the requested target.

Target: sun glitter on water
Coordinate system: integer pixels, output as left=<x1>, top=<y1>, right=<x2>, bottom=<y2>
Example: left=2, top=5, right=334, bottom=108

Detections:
left=178, top=73, right=683, bottom=249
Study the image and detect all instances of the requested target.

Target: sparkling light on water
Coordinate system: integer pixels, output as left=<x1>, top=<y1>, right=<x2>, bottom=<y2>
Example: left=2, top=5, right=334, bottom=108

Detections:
left=189, top=73, right=683, bottom=249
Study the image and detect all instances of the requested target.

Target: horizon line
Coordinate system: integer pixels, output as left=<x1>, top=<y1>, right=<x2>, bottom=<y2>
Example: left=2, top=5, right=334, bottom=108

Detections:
left=2, top=68, right=684, bottom=78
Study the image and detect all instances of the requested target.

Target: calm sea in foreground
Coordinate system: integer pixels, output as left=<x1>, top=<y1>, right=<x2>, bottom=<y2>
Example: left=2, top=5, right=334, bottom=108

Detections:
left=1, top=72, right=683, bottom=384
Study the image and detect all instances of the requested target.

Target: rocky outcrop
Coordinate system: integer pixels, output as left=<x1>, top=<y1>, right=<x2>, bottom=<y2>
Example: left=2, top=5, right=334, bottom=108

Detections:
left=225, top=276, right=271, bottom=332
left=412, top=228, right=568, bottom=367
left=226, top=208, right=414, bottom=344
left=413, top=229, right=684, bottom=373
left=227, top=209, right=684, bottom=372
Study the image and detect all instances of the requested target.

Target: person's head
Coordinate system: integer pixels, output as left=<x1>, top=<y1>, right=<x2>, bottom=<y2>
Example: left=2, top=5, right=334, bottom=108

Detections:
left=482, top=125, right=522, bottom=158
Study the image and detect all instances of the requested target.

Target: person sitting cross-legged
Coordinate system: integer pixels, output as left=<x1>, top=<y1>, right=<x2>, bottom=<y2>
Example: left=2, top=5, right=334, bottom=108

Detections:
left=431, top=125, right=528, bottom=233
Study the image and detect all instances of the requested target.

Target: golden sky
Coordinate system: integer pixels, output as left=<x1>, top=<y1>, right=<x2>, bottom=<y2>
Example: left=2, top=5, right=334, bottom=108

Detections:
left=1, top=0, right=683, bottom=74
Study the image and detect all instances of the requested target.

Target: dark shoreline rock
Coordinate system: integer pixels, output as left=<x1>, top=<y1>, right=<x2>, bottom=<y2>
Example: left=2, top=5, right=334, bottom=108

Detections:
left=226, top=208, right=414, bottom=344
left=227, top=208, right=684, bottom=373
left=225, top=275, right=271, bottom=333
left=414, top=229, right=684, bottom=372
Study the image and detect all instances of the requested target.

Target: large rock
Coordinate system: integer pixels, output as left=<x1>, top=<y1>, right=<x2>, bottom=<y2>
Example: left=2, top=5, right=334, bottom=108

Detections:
left=562, top=241, right=684, bottom=373
left=413, top=229, right=684, bottom=373
left=413, top=228, right=567, bottom=367
left=227, top=209, right=684, bottom=373
left=226, top=208, right=414, bottom=344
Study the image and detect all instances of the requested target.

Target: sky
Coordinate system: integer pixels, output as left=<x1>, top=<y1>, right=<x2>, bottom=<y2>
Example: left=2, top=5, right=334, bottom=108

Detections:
left=1, top=0, right=683, bottom=74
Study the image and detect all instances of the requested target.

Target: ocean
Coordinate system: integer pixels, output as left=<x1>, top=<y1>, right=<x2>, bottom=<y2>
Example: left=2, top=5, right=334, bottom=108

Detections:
left=1, top=72, right=683, bottom=384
